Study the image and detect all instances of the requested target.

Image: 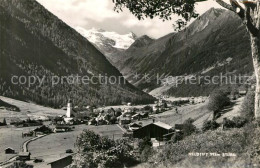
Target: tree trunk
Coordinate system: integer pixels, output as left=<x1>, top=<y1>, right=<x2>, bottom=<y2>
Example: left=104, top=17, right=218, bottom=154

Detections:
left=248, top=4, right=260, bottom=119
left=250, top=33, right=260, bottom=119
left=215, top=0, right=260, bottom=120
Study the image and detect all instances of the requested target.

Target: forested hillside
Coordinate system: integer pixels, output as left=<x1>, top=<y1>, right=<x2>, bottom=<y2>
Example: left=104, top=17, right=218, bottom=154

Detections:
left=114, top=8, right=252, bottom=96
left=0, top=0, right=154, bottom=108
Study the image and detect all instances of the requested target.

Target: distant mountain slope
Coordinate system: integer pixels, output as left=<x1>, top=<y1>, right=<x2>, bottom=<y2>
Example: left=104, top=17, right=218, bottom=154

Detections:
left=128, top=35, right=155, bottom=49
left=76, top=27, right=137, bottom=50
left=117, top=8, right=252, bottom=96
left=0, top=0, right=154, bottom=108
left=75, top=27, right=137, bottom=66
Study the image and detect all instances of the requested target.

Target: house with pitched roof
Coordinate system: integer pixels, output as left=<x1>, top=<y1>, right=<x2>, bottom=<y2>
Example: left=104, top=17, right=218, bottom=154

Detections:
left=133, top=121, right=173, bottom=140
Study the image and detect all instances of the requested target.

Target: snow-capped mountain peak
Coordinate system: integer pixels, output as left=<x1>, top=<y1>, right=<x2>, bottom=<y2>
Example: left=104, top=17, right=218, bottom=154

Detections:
left=75, top=26, right=137, bottom=50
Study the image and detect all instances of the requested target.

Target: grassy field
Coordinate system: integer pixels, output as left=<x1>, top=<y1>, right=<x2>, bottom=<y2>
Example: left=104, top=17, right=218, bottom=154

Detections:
left=137, top=97, right=244, bottom=129
left=0, top=126, right=37, bottom=163
left=0, top=96, right=65, bottom=123
left=0, top=96, right=244, bottom=168
left=27, top=124, right=124, bottom=168
left=137, top=101, right=212, bottom=129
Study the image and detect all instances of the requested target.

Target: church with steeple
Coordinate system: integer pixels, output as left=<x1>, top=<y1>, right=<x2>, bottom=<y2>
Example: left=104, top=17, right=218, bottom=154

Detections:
left=64, top=99, right=75, bottom=124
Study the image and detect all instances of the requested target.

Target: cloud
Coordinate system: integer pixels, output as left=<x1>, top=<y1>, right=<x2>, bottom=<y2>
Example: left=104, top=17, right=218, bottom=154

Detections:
left=36, top=0, right=223, bottom=38
left=37, top=0, right=121, bottom=25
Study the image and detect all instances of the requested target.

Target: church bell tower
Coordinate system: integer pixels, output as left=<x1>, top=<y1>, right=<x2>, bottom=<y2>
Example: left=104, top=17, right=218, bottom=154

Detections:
left=66, top=99, right=72, bottom=118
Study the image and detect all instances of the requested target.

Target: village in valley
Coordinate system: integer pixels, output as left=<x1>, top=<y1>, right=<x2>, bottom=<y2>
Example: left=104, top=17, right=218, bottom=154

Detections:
left=0, top=88, right=247, bottom=168
left=2, top=0, right=260, bottom=167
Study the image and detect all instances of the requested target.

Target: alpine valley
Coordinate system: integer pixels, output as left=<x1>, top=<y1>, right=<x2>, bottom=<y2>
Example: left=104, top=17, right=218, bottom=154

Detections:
left=80, top=8, right=253, bottom=98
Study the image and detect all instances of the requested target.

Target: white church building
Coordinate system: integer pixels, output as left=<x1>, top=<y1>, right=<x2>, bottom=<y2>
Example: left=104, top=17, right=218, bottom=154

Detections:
left=64, top=99, right=76, bottom=124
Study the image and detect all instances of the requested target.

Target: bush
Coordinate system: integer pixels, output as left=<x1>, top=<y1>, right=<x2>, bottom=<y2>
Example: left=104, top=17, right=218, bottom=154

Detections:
left=115, top=111, right=122, bottom=117
left=182, top=118, right=197, bottom=137
left=152, top=126, right=260, bottom=167
left=74, top=130, right=138, bottom=168
left=0, top=118, right=7, bottom=126
left=34, top=125, right=53, bottom=134
left=140, top=145, right=155, bottom=162
left=223, top=117, right=247, bottom=129
left=6, top=161, right=33, bottom=168
left=171, top=132, right=183, bottom=143
left=223, top=118, right=236, bottom=128
left=231, top=116, right=247, bottom=128
left=138, top=137, right=152, bottom=153
left=208, top=90, right=230, bottom=119
left=240, top=90, right=255, bottom=121
left=109, top=116, right=117, bottom=124
left=202, top=120, right=220, bottom=132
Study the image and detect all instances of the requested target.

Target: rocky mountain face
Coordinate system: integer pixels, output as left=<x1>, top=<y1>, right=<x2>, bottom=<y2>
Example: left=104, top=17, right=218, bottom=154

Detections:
left=0, top=0, right=154, bottom=108
left=115, top=8, right=252, bottom=97
left=75, top=27, right=137, bottom=66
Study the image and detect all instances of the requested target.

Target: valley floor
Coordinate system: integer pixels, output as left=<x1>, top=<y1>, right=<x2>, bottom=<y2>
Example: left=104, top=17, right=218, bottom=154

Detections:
left=0, top=96, right=65, bottom=122
left=0, top=96, right=244, bottom=168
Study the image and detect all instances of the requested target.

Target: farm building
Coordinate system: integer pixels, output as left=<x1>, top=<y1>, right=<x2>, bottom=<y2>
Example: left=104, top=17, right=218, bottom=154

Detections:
left=133, top=121, right=173, bottom=140
left=47, top=155, right=73, bottom=168
left=140, top=112, right=149, bottom=118
left=18, top=152, right=31, bottom=161
left=5, top=147, right=15, bottom=154
left=132, top=114, right=142, bottom=120
left=239, top=90, right=247, bottom=96
left=22, top=131, right=34, bottom=137
left=129, top=123, right=142, bottom=131
left=88, top=118, right=97, bottom=125
left=119, top=117, right=131, bottom=125
left=123, top=108, right=133, bottom=113
left=54, top=125, right=71, bottom=133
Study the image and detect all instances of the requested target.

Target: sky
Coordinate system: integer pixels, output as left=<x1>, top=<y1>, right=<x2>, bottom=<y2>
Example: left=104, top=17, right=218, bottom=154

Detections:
left=36, top=0, right=224, bottom=39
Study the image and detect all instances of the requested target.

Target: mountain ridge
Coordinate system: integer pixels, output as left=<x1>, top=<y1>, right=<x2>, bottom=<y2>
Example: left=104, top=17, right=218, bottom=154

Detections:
left=112, top=8, right=252, bottom=97
left=0, top=0, right=155, bottom=107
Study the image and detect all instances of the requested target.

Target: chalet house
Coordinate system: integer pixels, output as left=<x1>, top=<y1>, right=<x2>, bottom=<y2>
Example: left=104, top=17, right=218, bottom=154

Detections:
left=119, top=116, right=131, bottom=125
left=88, top=119, right=97, bottom=125
left=18, top=152, right=31, bottom=161
left=95, top=113, right=109, bottom=125
left=47, top=155, right=73, bottom=168
left=54, top=125, right=71, bottom=133
left=129, top=123, right=142, bottom=131
left=52, top=117, right=64, bottom=125
left=97, top=119, right=109, bottom=125
left=153, top=105, right=160, bottom=112
left=132, top=112, right=149, bottom=120
left=239, top=90, right=247, bottom=96
left=140, top=112, right=149, bottom=118
left=22, top=131, right=34, bottom=137
left=133, top=121, right=173, bottom=140
left=5, top=147, right=15, bottom=154
left=124, top=108, right=133, bottom=113
left=162, top=124, right=184, bottom=141
left=132, top=114, right=142, bottom=120
left=75, top=111, right=90, bottom=121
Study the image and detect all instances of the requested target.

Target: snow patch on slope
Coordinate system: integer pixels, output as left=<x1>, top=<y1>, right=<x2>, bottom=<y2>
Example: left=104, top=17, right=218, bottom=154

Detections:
left=75, top=26, right=136, bottom=49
